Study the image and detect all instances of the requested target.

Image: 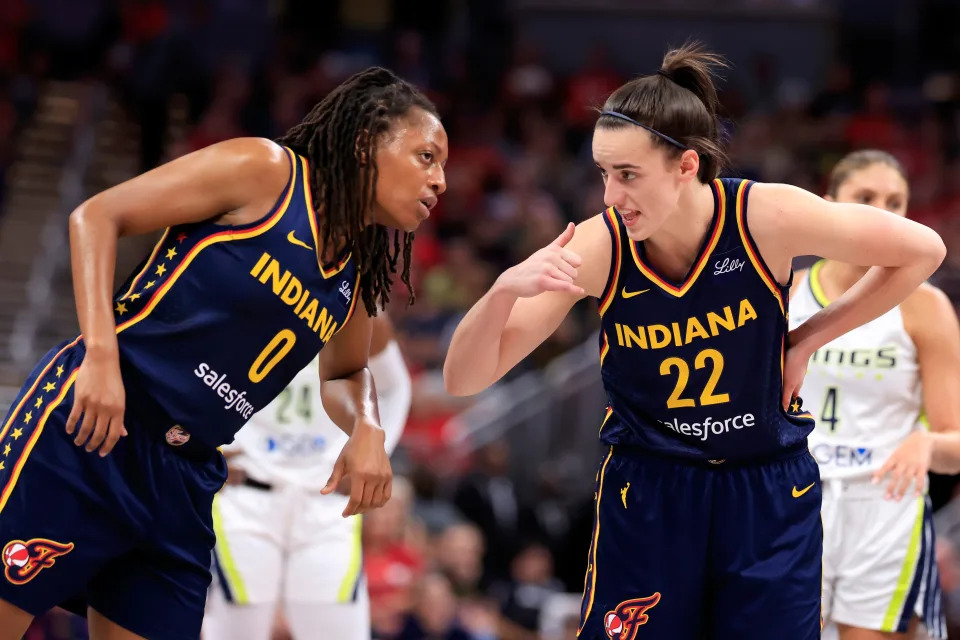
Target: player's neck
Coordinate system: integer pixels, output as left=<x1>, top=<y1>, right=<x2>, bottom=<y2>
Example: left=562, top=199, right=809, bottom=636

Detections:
left=819, top=260, right=868, bottom=298
left=643, top=181, right=716, bottom=277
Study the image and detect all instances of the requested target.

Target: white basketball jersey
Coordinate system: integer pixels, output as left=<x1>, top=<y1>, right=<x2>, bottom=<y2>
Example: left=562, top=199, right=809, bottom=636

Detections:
left=226, top=341, right=411, bottom=491
left=790, top=262, right=923, bottom=479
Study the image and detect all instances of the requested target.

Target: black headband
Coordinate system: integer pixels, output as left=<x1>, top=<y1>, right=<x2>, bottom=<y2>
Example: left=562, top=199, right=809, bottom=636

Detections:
left=598, top=111, right=689, bottom=150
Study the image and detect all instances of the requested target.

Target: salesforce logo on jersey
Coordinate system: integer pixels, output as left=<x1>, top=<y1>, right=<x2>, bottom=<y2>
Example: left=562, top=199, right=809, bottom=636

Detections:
left=265, top=433, right=327, bottom=457
left=812, top=444, right=873, bottom=467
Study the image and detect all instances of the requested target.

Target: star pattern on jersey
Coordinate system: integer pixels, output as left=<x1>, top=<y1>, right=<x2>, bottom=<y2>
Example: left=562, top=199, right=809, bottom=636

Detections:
left=112, top=230, right=194, bottom=319
left=790, top=399, right=801, bottom=413
left=1, top=358, right=77, bottom=479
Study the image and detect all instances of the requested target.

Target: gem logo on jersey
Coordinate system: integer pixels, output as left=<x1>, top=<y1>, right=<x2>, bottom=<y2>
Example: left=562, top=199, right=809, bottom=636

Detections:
left=812, top=444, right=873, bottom=467
left=604, top=593, right=661, bottom=640
left=3, top=538, right=74, bottom=585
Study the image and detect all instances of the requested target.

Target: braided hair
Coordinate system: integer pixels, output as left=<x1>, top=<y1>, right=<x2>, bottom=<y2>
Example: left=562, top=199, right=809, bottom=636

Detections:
left=276, top=67, right=437, bottom=316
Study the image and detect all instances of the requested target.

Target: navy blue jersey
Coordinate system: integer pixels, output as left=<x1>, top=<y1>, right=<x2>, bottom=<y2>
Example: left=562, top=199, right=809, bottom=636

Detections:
left=112, top=146, right=359, bottom=448
left=596, top=178, right=814, bottom=462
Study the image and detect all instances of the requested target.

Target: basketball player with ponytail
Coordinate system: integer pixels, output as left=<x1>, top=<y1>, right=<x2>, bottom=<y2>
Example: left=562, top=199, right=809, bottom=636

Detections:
left=792, top=150, right=959, bottom=640
left=443, top=43, right=945, bottom=639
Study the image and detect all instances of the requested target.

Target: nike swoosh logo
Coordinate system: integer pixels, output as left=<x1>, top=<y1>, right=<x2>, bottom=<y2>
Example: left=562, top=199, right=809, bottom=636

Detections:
left=792, top=482, right=815, bottom=498
left=287, top=230, right=314, bottom=251
left=621, top=287, right=650, bottom=299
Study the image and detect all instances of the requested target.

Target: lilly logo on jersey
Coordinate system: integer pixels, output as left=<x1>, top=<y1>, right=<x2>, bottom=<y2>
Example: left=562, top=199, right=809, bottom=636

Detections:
left=713, top=257, right=745, bottom=276
left=339, top=280, right=352, bottom=303
left=604, top=593, right=661, bottom=640
left=811, top=444, right=873, bottom=467
left=250, top=252, right=339, bottom=344
left=612, top=298, right=758, bottom=350
left=3, top=538, right=74, bottom=585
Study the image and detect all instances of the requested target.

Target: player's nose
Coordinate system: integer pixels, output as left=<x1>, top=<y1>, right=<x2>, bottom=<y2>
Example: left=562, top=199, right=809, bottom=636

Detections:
left=603, top=181, right=626, bottom=209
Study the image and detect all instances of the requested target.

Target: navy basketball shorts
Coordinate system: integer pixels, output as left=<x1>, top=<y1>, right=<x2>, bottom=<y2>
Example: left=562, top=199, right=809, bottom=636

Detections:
left=578, top=445, right=822, bottom=640
left=0, top=338, right=227, bottom=640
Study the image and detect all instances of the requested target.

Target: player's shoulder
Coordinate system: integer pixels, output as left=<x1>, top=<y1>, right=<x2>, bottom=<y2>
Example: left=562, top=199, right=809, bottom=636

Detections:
left=902, top=281, right=954, bottom=318
left=211, top=137, right=291, bottom=172
left=901, top=281, right=958, bottom=339
left=571, top=210, right=614, bottom=249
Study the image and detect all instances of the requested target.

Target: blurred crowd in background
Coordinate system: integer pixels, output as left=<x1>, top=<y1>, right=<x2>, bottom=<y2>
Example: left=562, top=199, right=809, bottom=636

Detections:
left=4, top=0, right=960, bottom=638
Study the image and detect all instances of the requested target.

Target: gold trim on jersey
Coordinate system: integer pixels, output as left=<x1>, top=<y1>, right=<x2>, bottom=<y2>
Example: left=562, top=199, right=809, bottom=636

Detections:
left=299, top=155, right=353, bottom=280
left=734, top=179, right=785, bottom=315
left=0, top=367, right=79, bottom=514
left=599, top=208, right=622, bottom=316
left=120, top=229, right=171, bottom=299
left=334, top=266, right=362, bottom=336
left=627, top=179, right=726, bottom=298
left=578, top=446, right=614, bottom=635
left=598, top=405, right=614, bottom=436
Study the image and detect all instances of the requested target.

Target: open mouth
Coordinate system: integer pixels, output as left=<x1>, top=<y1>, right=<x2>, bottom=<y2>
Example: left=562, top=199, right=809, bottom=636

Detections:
left=619, top=209, right=641, bottom=227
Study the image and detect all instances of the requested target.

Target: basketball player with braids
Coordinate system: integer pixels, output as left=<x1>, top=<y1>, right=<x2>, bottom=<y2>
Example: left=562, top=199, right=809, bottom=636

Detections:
left=0, top=67, right=446, bottom=640
left=792, top=150, right=960, bottom=640
left=444, top=43, right=945, bottom=639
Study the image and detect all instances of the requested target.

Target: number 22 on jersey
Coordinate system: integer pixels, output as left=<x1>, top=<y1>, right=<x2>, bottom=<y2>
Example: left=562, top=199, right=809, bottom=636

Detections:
left=659, top=349, right=730, bottom=409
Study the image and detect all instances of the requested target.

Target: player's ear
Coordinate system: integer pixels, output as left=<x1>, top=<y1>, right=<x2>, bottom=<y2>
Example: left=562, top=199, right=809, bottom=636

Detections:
left=355, top=130, right=371, bottom=165
left=677, top=149, right=700, bottom=183
left=823, top=194, right=835, bottom=202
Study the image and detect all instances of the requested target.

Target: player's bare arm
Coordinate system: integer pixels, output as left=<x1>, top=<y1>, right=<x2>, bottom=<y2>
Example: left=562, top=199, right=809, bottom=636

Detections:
left=872, top=285, right=960, bottom=499
left=318, top=304, right=391, bottom=516
left=443, top=215, right=610, bottom=396
left=747, top=182, right=946, bottom=406
left=66, top=138, right=290, bottom=457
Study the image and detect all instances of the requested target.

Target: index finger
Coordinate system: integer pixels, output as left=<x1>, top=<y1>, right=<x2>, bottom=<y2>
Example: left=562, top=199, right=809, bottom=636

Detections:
left=343, top=478, right=365, bottom=517
left=558, top=247, right=582, bottom=268
left=99, top=416, right=126, bottom=457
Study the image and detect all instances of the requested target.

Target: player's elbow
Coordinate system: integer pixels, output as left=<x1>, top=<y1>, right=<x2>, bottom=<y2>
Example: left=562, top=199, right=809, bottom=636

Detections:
left=927, top=230, right=947, bottom=270
left=911, top=226, right=946, bottom=274
left=442, top=361, right=486, bottom=397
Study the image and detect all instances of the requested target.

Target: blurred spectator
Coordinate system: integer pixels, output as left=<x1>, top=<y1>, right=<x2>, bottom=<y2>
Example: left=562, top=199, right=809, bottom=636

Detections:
left=434, top=522, right=486, bottom=596
left=395, top=572, right=474, bottom=640
left=365, top=477, right=429, bottom=639
left=489, top=542, right=564, bottom=634
left=453, top=442, right=527, bottom=583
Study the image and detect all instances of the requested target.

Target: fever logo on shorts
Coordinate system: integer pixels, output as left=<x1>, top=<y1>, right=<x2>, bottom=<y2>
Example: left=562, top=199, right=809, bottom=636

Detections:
left=604, top=593, right=661, bottom=640
left=3, top=538, right=74, bottom=585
